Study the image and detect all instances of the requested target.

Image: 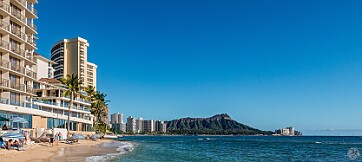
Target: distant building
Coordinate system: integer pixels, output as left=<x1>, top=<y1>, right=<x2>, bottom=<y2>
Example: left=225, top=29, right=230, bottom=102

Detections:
left=126, top=116, right=136, bottom=133
left=111, top=113, right=124, bottom=124
left=275, top=126, right=301, bottom=136
left=136, top=118, right=143, bottom=133
left=112, top=123, right=127, bottom=133
left=287, top=127, right=295, bottom=136
left=111, top=113, right=119, bottom=124
left=143, top=120, right=154, bottom=133
left=118, top=114, right=124, bottom=124
left=155, top=120, right=167, bottom=133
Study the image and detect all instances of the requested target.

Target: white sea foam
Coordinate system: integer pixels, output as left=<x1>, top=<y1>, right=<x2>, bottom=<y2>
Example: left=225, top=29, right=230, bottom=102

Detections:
left=85, top=142, right=135, bottom=162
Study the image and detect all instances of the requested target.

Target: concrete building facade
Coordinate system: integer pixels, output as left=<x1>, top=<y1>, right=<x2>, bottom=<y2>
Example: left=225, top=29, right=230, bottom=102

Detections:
left=126, top=116, right=136, bottom=133
left=50, top=37, right=97, bottom=89
left=143, top=120, right=154, bottom=133
left=0, top=1, right=95, bottom=134
left=33, top=52, right=55, bottom=79
left=135, top=118, right=143, bottom=133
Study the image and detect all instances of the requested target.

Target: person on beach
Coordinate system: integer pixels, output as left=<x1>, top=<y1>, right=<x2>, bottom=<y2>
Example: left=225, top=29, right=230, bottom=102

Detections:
left=2, top=124, right=8, bottom=130
left=7, top=139, right=13, bottom=150
left=50, top=136, right=54, bottom=147
left=58, top=132, right=62, bottom=141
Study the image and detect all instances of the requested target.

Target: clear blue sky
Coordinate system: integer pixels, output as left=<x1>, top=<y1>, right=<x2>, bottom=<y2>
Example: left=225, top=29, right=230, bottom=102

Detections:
left=36, top=0, right=362, bottom=134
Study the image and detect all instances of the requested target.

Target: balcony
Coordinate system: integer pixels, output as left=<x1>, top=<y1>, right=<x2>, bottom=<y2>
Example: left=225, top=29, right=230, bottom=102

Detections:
left=10, top=63, right=25, bottom=74
left=0, top=59, right=9, bottom=69
left=0, top=97, right=9, bottom=104
left=26, top=4, right=37, bottom=17
left=0, top=39, right=33, bottom=62
left=26, top=19, right=37, bottom=31
left=25, top=68, right=36, bottom=79
left=0, top=78, right=9, bottom=88
left=11, top=26, right=26, bottom=40
left=10, top=9, right=26, bottom=24
left=0, top=1, right=37, bottom=33
left=26, top=35, right=36, bottom=47
left=15, top=0, right=26, bottom=7
left=8, top=63, right=37, bottom=80
left=0, top=1, right=11, bottom=13
left=11, top=45, right=26, bottom=58
left=25, top=52, right=33, bottom=61
left=0, top=19, right=10, bottom=32
left=10, top=82, right=25, bottom=91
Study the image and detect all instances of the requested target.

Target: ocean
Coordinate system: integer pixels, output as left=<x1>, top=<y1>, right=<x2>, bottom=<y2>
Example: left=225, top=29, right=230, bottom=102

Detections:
left=86, top=136, right=362, bottom=161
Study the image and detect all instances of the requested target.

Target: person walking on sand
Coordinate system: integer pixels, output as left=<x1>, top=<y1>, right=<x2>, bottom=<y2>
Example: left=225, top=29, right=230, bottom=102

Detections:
left=58, top=132, right=62, bottom=141
left=50, top=135, right=54, bottom=147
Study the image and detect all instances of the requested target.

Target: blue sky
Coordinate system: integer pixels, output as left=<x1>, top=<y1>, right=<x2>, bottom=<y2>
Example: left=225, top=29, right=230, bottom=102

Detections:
left=36, top=0, right=362, bottom=134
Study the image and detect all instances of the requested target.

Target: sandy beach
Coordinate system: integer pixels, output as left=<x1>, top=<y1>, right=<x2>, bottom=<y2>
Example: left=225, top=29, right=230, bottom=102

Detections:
left=0, top=139, right=120, bottom=162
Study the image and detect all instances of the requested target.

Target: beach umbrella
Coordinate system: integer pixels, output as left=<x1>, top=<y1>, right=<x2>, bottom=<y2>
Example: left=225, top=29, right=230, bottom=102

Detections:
left=71, top=134, right=85, bottom=140
left=10, top=117, right=28, bottom=129
left=0, top=116, right=9, bottom=121
left=2, top=131, right=25, bottom=138
left=91, top=134, right=101, bottom=139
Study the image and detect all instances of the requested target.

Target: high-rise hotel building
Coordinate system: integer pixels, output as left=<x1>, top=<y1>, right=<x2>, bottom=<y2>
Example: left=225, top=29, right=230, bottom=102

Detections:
left=50, top=37, right=97, bottom=89
left=0, top=0, right=38, bottom=110
left=0, top=1, right=94, bottom=133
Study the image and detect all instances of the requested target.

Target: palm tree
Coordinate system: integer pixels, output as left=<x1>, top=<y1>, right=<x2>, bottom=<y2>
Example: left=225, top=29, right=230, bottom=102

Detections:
left=60, top=73, right=82, bottom=133
left=91, top=91, right=109, bottom=134
left=92, top=91, right=109, bottom=123
left=85, top=85, right=96, bottom=102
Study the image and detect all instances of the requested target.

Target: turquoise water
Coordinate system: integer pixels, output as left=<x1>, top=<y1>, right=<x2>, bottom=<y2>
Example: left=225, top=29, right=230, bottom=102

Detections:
left=91, top=136, right=362, bottom=161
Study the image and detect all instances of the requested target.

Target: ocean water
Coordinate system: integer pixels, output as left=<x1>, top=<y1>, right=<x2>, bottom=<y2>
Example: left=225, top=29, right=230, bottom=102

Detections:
left=87, top=136, right=362, bottom=161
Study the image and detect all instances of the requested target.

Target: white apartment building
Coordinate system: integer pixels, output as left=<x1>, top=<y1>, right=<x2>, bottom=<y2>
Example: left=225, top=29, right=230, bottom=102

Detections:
left=135, top=117, right=143, bottom=133
left=33, top=52, right=55, bottom=79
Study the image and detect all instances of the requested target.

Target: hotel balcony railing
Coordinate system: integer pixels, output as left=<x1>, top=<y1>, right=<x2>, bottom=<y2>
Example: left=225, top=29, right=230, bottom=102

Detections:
left=26, top=19, right=37, bottom=31
left=26, top=87, right=32, bottom=93
left=11, top=9, right=26, bottom=23
left=0, top=59, right=36, bottom=80
left=0, top=97, right=92, bottom=121
left=10, top=82, right=26, bottom=91
left=0, top=20, right=35, bottom=47
left=11, top=45, right=26, bottom=58
left=0, top=97, right=9, bottom=104
left=25, top=52, right=33, bottom=61
left=0, top=1, right=37, bottom=32
left=25, top=68, right=37, bottom=79
left=0, top=40, right=33, bottom=62
left=26, top=35, right=36, bottom=47
left=11, top=26, right=26, bottom=40
left=0, top=78, right=9, bottom=88
left=0, top=19, right=10, bottom=32
left=26, top=4, right=37, bottom=17
left=0, top=59, right=9, bottom=69
left=0, top=1, right=11, bottom=13
left=10, top=64, right=25, bottom=74
left=34, top=99, right=91, bottom=113
left=15, top=0, right=26, bottom=7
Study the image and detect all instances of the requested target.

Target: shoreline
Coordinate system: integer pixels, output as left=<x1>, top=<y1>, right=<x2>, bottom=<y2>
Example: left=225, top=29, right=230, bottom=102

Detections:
left=0, top=139, right=124, bottom=162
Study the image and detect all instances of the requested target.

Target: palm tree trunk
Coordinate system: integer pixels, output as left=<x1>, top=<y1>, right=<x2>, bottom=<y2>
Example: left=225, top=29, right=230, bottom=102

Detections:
left=68, top=92, right=73, bottom=134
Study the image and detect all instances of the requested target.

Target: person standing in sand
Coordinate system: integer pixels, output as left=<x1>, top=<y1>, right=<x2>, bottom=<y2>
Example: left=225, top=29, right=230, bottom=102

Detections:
left=58, top=132, right=62, bottom=141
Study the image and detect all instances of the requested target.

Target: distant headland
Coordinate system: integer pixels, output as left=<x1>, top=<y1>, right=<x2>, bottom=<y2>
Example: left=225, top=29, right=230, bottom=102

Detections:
left=165, top=114, right=273, bottom=135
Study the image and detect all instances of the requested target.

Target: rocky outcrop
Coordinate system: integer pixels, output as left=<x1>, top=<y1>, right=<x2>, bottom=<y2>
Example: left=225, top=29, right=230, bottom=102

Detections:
left=166, top=114, right=271, bottom=135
